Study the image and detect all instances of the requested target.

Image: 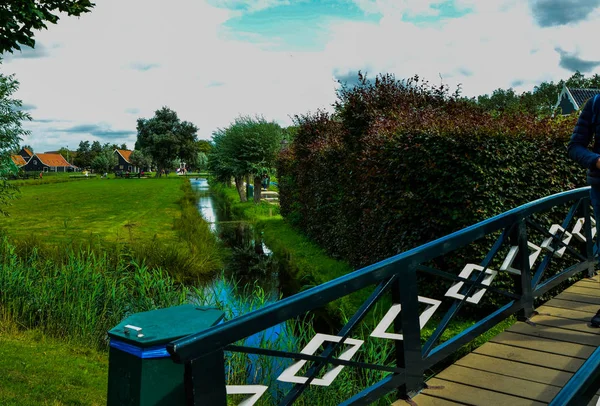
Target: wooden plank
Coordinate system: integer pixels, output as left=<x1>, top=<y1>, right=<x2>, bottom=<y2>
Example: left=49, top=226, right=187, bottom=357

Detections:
left=537, top=304, right=596, bottom=321
left=531, top=315, right=600, bottom=336
left=507, top=319, right=600, bottom=346
left=473, top=342, right=584, bottom=372
left=391, top=394, right=463, bottom=405
left=435, top=365, right=560, bottom=402
left=555, top=291, right=600, bottom=305
left=544, top=297, right=600, bottom=313
left=563, top=285, right=600, bottom=297
left=411, top=377, right=546, bottom=406
left=455, top=353, right=574, bottom=387
left=490, top=330, right=595, bottom=359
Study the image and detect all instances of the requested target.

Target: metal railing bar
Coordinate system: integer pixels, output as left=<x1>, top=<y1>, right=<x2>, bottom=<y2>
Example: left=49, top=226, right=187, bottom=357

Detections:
left=168, top=188, right=590, bottom=363
left=417, top=265, right=520, bottom=300
left=339, top=372, right=407, bottom=406
left=549, top=344, right=600, bottom=406
left=422, top=226, right=513, bottom=357
left=533, top=261, right=592, bottom=298
left=425, top=300, right=519, bottom=366
left=280, top=276, right=398, bottom=404
left=526, top=218, right=587, bottom=263
left=224, top=345, right=405, bottom=374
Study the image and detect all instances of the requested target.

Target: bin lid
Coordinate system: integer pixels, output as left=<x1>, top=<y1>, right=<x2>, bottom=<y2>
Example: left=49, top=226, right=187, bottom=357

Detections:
left=107, top=304, right=225, bottom=348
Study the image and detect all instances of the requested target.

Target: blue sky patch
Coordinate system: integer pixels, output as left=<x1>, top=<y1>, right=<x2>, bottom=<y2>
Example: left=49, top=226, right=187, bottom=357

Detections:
left=220, top=0, right=380, bottom=51
left=402, top=1, right=473, bottom=24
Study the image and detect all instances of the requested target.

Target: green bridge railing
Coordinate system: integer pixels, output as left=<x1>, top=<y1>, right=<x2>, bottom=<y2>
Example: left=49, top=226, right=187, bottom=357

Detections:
left=167, top=187, right=599, bottom=405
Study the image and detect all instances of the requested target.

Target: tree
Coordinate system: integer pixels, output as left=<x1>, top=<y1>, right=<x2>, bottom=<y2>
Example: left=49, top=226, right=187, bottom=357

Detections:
left=209, top=116, right=283, bottom=203
left=197, top=140, right=212, bottom=154
left=90, top=149, right=116, bottom=173
left=135, top=107, right=199, bottom=174
left=73, top=140, right=91, bottom=168
left=21, top=144, right=33, bottom=153
left=0, top=73, right=31, bottom=213
left=120, top=143, right=127, bottom=150
left=129, top=150, right=152, bottom=171
left=0, top=1, right=94, bottom=54
left=57, top=146, right=71, bottom=163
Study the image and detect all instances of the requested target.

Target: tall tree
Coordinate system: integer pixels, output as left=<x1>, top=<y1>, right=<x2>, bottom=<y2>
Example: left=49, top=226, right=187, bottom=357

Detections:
left=0, top=1, right=94, bottom=54
left=91, top=149, right=117, bottom=174
left=135, top=107, right=199, bottom=174
left=129, top=150, right=152, bottom=171
left=0, top=73, right=31, bottom=213
left=209, top=116, right=283, bottom=202
left=73, top=140, right=91, bottom=168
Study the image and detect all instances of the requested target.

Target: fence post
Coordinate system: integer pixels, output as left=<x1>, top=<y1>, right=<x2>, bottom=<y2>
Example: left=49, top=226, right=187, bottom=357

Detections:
left=395, top=265, right=424, bottom=397
left=514, top=219, right=534, bottom=320
left=184, top=350, right=227, bottom=406
left=582, top=197, right=596, bottom=277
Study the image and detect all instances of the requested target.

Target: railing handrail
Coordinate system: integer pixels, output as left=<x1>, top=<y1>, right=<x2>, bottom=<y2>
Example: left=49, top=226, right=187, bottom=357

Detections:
left=167, top=187, right=591, bottom=363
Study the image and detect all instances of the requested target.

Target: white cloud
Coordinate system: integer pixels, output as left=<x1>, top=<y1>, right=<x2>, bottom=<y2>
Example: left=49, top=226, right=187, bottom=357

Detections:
left=2, top=0, right=600, bottom=153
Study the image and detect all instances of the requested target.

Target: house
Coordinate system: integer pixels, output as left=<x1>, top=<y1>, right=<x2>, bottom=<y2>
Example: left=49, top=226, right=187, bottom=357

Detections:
left=20, top=153, right=77, bottom=172
left=10, top=155, right=27, bottom=167
left=114, top=149, right=138, bottom=173
left=555, top=85, right=600, bottom=115
left=18, top=147, right=33, bottom=162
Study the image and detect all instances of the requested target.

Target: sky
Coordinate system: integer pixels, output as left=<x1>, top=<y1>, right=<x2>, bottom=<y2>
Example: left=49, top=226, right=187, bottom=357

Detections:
left=2, top=0, right=600, bottom=153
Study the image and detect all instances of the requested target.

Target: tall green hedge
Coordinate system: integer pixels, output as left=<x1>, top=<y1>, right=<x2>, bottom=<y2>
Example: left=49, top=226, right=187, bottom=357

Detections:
left=278, top=73, right=584, bottom=275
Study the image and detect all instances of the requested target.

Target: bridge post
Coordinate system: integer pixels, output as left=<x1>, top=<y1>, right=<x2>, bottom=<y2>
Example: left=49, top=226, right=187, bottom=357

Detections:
left=514, top=220, right=534, bottom=319
left=184, top=350, right=227, bottom=406
left=581, top=197, right=596, bottom=277
left=394, top=265, right=424, bottom=397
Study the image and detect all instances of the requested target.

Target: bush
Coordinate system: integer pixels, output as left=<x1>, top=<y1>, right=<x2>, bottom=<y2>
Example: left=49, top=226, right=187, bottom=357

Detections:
left=278, top=73, right=583, bottom=307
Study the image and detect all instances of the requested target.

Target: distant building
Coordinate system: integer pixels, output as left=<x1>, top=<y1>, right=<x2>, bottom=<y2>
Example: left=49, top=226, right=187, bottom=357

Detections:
left=555, top=85, right=600, bottom=115
left=10, top=155, right=27, bottom=167
left=20, top=153, right=77, bottom=172
left=18, top=147, right=33, bottom=162
left=114, top=149, right=138, bottom=173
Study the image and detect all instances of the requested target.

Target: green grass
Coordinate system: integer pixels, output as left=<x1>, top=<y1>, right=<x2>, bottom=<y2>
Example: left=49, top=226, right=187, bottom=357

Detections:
left=3, top=178, right=182, bottom=243
left=0, top=318, right=108, bottom=406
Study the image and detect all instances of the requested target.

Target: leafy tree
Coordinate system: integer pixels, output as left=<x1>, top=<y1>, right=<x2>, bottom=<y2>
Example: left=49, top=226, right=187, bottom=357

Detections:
left=73, top=140, right=91, bottom=168
left=195, top=152, right=208, bottom=172
left=90, top=149, right=116, bottom=173
left=120, top=143, right=127, bottom=150
left=57, top=146, right=71, bottom=163
left=135, top=107, right=199, bottom=174
left=0, top=1, right=94, bottom=54
left=0, top=73, right=31, bottom=214
left=21, top=144, right=33, bottom=153
left=129, top=150, right=152, bottom=171
left=209, top=116, right=283, bottom=202
left=197, top=140, right=212, bottom=154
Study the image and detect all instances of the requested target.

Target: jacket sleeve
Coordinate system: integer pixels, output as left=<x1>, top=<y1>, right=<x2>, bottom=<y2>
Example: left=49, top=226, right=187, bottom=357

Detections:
left=567, top=97, right=600, bottom=170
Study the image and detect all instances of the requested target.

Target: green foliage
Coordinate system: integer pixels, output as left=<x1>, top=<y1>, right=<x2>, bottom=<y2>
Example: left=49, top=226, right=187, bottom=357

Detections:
left=209, top=116, right=284, bottom=201
left=0, top=71, right=30, bottom=215
left=0, top=0, right=94, bottom=54
left=135, top=107, right=199, bottom=172
left=278, top=72, right=582, bottom=308
left=129, top=149, right=152, bottom=171
left=90, top=148, right=117, bottom=173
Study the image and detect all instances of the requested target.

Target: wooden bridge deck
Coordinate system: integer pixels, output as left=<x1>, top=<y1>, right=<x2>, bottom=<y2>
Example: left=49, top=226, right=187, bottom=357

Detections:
left=398, top=277, right=600, bottom=406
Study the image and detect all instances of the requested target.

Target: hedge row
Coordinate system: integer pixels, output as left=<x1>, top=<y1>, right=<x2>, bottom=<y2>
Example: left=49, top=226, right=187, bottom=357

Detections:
left=277, top=74, right=585, bottom=306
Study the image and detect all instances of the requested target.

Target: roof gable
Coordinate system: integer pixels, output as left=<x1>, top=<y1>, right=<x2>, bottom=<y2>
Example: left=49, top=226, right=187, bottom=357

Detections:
left=11, top=155, right=26, bottom=166
left=35, top=153, right=73, bottom=167
left=20, top=147, right=33, bottom=157
left=115, top=149, right=132, bottom=163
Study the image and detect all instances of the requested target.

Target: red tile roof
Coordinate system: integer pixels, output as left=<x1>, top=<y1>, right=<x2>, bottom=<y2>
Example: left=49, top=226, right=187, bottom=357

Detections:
left=23, top=148, right=32, bottom=157
left=11, top=155, right=26, bottom=166
left=36, top=153, right=72, bottom=167
left=117, top=149, right=132, bottom=163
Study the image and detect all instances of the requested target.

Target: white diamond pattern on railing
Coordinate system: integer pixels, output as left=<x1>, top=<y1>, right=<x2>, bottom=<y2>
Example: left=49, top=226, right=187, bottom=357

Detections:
left=444, top=264, right=498, bottom=304
left=370, top=296, right=441, bottom=341
left=276, top=334, right=363, bottom=387
left=225, top=211, right=598, bottom=396
left=226, top=385, right=268, bottom=406
left=541, top=225, right=573, bottom=258
left=499, top=242, right=542, bottom=275
left=572, top=217, right=597, bottom=242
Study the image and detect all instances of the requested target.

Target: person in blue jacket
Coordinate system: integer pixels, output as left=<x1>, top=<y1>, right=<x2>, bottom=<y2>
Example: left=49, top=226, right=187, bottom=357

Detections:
left=567, top=94, right=600, bottom=327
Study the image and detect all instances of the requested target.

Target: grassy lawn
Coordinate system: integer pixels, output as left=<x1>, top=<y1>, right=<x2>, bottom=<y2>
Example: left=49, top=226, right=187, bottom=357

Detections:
left=2, top=178, right=184, bottom=243
left=0, top=319, right=107, bottom=406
